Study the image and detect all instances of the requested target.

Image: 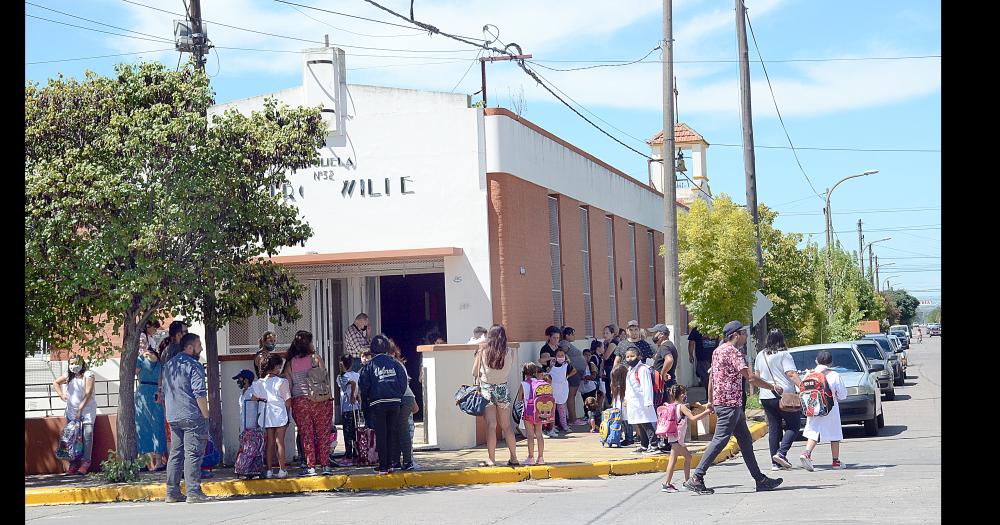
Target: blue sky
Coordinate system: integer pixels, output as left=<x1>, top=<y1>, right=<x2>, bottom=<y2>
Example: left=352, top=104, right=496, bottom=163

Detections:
left=25, top=0, right=941, bottom=302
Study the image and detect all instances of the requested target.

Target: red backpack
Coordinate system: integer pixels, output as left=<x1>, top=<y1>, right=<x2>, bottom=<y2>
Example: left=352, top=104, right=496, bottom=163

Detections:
left=799, top=369, right=835, bottom=417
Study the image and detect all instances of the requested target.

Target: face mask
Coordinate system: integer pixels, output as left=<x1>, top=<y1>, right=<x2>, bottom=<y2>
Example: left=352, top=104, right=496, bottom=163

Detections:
left=265, top=343, right=276, bottom=351
left=556, top=357, right=566, bottom=364
left=626, top=358, right=640, bottom=368
left=69, top=364, right=82, bottom=374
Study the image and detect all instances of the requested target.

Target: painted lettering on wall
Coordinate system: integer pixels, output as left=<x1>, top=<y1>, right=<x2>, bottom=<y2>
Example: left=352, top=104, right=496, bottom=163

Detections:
left=340, top=177, right=416, bottom=198
left=272, top=183, right=305, bottom=202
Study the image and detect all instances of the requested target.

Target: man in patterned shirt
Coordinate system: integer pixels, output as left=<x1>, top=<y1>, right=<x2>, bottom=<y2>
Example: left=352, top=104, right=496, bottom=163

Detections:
left=684, top=320, right=784, bottom=495
left=344, top=313, right=370, bottom=372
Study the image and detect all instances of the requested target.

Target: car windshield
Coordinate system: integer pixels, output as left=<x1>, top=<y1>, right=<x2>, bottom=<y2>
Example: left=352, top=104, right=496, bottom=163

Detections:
left=866, top=336, right=892, bottom=354
left=890, top=331, right=906, bottom=338
left=856, top=343, right=884, bottom=361
left=790, top=348, right=863, bottom=373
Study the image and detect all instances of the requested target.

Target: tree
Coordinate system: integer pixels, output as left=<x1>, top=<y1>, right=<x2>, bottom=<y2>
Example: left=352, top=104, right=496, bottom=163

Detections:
left=881, top=291, right=901, bottom=327
left=927, top=306, right=941, bottom=323
left=892, top=289, right=920, bottom=326
left=673, top=195, right=758, bottom=339
left=25, top=62, right=325, bottom=459
left=758, top=205, right=820, bottom=347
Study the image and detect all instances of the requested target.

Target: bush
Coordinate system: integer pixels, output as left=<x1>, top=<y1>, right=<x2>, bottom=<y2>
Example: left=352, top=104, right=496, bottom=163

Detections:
left=746, top=393, right=762, bottom=410
left=99, top=450, right=144, bottom=483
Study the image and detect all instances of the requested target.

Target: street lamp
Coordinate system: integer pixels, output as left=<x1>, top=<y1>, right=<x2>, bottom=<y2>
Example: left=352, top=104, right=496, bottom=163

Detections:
left=882, top=275, right=901, bottom=292
left=825, top=169, right=879, bottom=316
left=864, top=236, right=892, bottom=286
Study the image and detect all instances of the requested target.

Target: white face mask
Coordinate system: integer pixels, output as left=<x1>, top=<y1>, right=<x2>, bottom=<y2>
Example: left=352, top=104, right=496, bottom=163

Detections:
left=69, top=364, right=82, bottom=374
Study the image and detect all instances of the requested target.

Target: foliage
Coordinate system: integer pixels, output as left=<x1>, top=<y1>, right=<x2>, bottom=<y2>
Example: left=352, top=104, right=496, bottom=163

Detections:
left=673, top=195, right=758, bottom=339
left=891, top=289, right=921, bottom=326
left=25, top=61, right=325, bottom=458
left=99, top=450, right=144, bottom=483
left=927, top=306, right=941, bottom=323
left=757, top=205, right=821, bottom=347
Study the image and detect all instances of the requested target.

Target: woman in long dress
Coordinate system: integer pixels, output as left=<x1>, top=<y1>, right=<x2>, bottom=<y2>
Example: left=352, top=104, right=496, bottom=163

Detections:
left=135, top=320, right=167, bottom=471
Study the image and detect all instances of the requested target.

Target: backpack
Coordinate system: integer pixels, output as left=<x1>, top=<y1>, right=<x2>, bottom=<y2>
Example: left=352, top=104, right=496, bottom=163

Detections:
left=55, top=420, right=84, bottom=461
left=304, top=355, right=333, bottom=403
left=599, top=407, right=624, bottom=447
left=523, top=379, right=555, bottom=425
left=655, top=403, right=680, bottom=438
left=202, top=439, right=221, bottom=468
left=799, top=369, right=835, bottom=417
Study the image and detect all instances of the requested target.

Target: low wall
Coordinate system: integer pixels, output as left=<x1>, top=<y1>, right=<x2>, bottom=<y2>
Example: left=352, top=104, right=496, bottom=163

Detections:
left=25, top=415, right=119, bottom=475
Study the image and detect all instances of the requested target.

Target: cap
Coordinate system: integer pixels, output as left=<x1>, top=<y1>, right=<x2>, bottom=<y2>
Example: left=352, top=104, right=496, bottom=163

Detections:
left=647, top=323, right=670, bottom=334
left=232, top=369, right=255, bottom=382
left=626, top=320, right=640, bottom=328
left=723, top=320, right=747, bottom=339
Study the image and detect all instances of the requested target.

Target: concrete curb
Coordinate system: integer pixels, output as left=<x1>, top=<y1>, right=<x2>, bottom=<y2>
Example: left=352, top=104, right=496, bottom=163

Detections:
left=26, top=421, right=768, bottom=506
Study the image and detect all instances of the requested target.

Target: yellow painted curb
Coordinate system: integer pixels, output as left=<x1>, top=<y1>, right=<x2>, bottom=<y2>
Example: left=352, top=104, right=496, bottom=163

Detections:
left=524, top=465, right=551, bottom=479
left=203, top=475, right=347, bottom=497
left=608, top=459, right=659, bottom=476
left=547, top=462, right=612, bottom=479
left=342, top=472, right=405, bottom=491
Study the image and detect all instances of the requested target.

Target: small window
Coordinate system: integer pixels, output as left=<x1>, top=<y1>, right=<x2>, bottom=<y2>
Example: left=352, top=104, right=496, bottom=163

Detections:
left=549, top=196, right=564, bottom=326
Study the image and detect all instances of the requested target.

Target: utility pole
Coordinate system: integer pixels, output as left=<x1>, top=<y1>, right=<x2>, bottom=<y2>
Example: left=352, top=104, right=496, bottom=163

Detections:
left=188, top=0, right=207, bottom=70
left=479, top=53, right=532, bottom=107
left=874, top=255, right=880, bottom=292
left=868, top=244, right=875, bottom=286
left=857, top=219, right=864, bottom=275
left=735, top=0, right=766, bottom=354
left=661, top=0, right=681, bottom=352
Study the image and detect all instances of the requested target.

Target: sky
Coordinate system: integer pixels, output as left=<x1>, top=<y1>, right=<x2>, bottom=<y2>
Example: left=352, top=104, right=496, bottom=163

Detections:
left=25, top=0, right=941, bottom=304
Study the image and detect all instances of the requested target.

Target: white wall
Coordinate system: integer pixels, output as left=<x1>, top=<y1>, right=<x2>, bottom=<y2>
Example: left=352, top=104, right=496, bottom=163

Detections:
left=484, top=114, right=665, bottom=232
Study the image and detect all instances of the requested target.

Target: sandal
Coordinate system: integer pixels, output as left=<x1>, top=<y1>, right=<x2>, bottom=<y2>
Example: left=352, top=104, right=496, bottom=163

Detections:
left=507, top=459, right=520, bottom=467
left=478, top=460, right=496, bottom=467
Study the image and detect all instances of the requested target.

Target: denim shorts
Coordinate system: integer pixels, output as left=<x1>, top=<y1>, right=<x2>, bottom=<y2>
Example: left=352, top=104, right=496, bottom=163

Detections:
left=480, top=383, right=511, bottom=408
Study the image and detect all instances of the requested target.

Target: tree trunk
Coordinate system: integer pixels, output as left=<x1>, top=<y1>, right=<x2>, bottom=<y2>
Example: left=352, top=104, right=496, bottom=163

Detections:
left=203, top=296, right=224, bottom=458
left=116, top=309, right=141, bottom=460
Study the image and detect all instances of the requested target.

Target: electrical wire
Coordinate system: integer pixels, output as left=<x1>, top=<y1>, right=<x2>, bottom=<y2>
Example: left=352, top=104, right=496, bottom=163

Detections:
left=532, top=54, right=941, bottom=65
left=780, top=206, right=941, bottom=216
left=450, top=49, right=482, bottom=93
left=710, top=143, right=940, bottom=153
left=527, top=46, right=661, bottom=72
left=745, top=7, right=823, bottom=201
left=805, top=224, right=941, bottom=234
left=273, top=0, right=487, bottom=41
left=26, top=13, right=174, bottom=44
left=26, top=1, right=173, bottom=42
left=26, top=48, right=175, bottom=65
left=280, top=2, right=427, bottom=38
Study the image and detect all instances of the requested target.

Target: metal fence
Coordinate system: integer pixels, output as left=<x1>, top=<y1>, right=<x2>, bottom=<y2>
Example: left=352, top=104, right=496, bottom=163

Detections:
left=25, top=379, right=123, bottom=418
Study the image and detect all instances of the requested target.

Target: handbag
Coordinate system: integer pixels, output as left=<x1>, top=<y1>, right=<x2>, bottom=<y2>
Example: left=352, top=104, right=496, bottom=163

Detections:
left=761, top=350, right=801, bottom=413
left=305, top=354, right=333, bottom=403
left=455, top=384, right=487, bottom=416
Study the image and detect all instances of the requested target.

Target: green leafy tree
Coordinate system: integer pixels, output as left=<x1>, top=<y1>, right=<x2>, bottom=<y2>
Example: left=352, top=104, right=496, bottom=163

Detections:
left=881, top=291, right=901, bottom=326
left=25, top=62, right=325, bottom=459
left=757, top=205, right=820, bottom=347
left=892, top=289, right=920, bottom=326
left=673, top=195, right=758, bottom=339
left=927, top=306, right=941, bottom=323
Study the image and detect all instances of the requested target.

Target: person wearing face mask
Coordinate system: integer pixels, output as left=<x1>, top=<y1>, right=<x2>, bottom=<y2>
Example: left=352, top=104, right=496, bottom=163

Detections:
left=162, top=333, right=212, bottom=503
left=53, top=356, right=97, bottom=474
left=345, top=313, right=371, bottom=372
left=135, top=320, right=167, bottom=471
left=623, top=348, right=659, bottom=454
left=545, top=348, right=576, bottom=436
left=254, top=331, right=277, bottom=379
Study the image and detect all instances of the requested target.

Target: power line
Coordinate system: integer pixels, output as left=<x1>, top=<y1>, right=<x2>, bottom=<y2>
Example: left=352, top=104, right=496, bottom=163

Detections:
left=527, top=46, right=661, bottom=72
left=711, top=143, right=940, bottom=153
left=780, top=206, right=941, bottom=216
left=532, top=54, right=941, bottom=65
left=278, top=2, right=427, bottom=38
left=272, top=0, right=487, bottom=41
left=26, top=48, right=175, bottom=65
left=26, top=1, right=173, bottom=42
left=26, top=13, right=174, bottom=44
left=745, top=8, right=823, bottom=201
left=806, top=224, right=941, bottom=234
left=879, top=256, right=940, bottom=260
left=450, top=49, right=482, bottom=93
left=879, top=246, right=940, bottom=257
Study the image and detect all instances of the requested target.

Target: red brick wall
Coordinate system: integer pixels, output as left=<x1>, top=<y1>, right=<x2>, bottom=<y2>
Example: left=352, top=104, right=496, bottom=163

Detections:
left=487, top=172, right=555, bottom=342
left=654, top=230, right=666, bottom=325
left=587, top=207, right=611, bottom=335
left=557, top=195, right=584, bottom=333
left=612, top=217, right=634, bottom=325
left=636, top=228, right=654, bottom=327
left=25, top=415, right=119, bottom=475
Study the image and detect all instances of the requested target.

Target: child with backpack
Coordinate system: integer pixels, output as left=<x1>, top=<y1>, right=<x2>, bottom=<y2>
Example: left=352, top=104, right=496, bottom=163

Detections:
left=659, top=384, right=714, bottom=492
left=584, top=396, right=601, bottom=433
left=336, top=355, right=361, bottom=466
left=233, top=369, right=265, bottom=478
left=603, top=364, right=634, bottom=447
left=252, top=354, right=292, bottom=479
left=799, top=350, right=848, bottom=471
left=545, top=348, right=576, bottom=436
left=515, top=362, right=553, bottom=465
left=623, top=348, right=658, bottom=454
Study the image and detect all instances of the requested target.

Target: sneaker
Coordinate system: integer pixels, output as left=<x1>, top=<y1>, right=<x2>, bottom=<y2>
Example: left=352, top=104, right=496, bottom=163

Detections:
left=401, top=462, right=416, bottom=471
left=200, top=469, right=214, bottom=478
left=77, top=461, right=91, bottom=475
left=683, top=477, right=714, bottom=495
left=772, top=453, right=793, bottom=469
left=832, top=459, right=843, bottom=470
left=631, top=446, right=647, bottom=454
left=799, top=454, right=814, bottom=472
left=322, top=466, right=334, bottom=475
left=186, top=492, right=212, bottom=504
left=372, top=467, right=382, bottom=474
left=771, top=465, right=781, bottom=471
left=755, top=476, right=783, bottom=492
left=164, top=494, right=186, bottom=503
left=391, top=463, right=402, bottom=471
left=573, top=418, right=589, bottom=426
left=275, top=469, right=288, bottom=479
left=643, top=447, right=660, bottom=455
left=376, top=469, right=389, bottom=475
left=661, top=483, right=679, bottom=493
left=264, top=470, right=273, bottom=479
left=303, top=467, right=317, bottom=476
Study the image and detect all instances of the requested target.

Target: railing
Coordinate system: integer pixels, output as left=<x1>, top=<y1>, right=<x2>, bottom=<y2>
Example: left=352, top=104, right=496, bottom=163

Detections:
left=25, top=379, right=124, bottom=418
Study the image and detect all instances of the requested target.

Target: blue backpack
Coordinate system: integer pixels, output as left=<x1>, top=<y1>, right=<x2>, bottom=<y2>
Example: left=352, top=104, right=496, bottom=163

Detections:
left=599, top=407, right=624, bottom=447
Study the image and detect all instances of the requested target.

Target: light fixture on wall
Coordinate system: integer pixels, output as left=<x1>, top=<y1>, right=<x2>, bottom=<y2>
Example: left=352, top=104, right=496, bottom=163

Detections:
left=675, top=150, right=687, bottom=173
left=519, top=265, right=526, bottom=275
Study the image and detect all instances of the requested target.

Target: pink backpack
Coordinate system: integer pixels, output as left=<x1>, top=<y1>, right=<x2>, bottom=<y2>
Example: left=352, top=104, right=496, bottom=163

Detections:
left=655, top=403, right=680, bottom=438
left=523, top=379, right=555, bottom=425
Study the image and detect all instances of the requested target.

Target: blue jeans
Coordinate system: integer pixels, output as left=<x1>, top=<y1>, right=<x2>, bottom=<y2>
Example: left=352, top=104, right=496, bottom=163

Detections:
left=761, top=397, right=802, bottom=464
left=166, top=417, right=208, bottom=497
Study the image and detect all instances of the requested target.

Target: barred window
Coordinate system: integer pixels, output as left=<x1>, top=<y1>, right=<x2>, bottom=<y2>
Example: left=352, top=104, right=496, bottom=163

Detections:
left=549, top=196, right=564, bottom=326
left=648, top=230, right=658, bottom=322
left=580, top=207, right=594, bottom=337
left=606, top=216, right=617, bottom=326
left=628, top=223, right=638, bottom=323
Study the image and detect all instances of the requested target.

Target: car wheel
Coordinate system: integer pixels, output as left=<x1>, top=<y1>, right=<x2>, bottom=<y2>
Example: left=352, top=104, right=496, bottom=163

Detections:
left=884, top=388, right=895, bottom=401
left=877, top=405, right=885, bottom=428
left=864, top=414, right=878, bottom=436
left=894, top=372, right=904, bottom=386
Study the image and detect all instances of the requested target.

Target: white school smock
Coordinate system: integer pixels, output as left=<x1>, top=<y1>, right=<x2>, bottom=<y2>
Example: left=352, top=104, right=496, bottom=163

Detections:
left=548, top=363, right=569, bottom=404
left=624, top=363, right=656, bottom=424
left=251, top=376, right=290, bottom=428
left=802, top=365, right=848, bottom=442
left=65, top=371, right=97, bottom=424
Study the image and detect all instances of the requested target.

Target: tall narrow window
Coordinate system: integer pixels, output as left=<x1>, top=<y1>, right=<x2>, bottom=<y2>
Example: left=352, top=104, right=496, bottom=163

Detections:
left=580, top=207, right=594, bottom=337
left=606, top=216, right=617, bottom=326
left=627, top=223, right=638, bottom=323
left=548, top=196, right=564, bottom=326
left=648, top=230, right=658, bottom=321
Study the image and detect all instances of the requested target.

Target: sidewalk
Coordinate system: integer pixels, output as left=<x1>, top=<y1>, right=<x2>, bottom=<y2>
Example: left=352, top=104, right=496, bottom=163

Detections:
left=26, top=408, right=766, bottom=506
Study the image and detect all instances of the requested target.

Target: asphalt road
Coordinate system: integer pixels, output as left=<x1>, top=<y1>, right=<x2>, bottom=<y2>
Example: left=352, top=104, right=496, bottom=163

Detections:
left=26, top=337, right=942, bottom=524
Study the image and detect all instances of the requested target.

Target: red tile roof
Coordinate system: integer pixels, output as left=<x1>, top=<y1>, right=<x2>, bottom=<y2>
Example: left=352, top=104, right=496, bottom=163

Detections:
left=647, top=123, right=707, bottom=145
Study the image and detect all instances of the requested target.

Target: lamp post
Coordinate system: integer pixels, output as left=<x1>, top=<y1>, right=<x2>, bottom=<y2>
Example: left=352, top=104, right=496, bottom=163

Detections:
left=882, top=275, right=901, bottom=292
left=865, top=236, right=892, bottom=286
left=825, top=170, right=879, bottom=316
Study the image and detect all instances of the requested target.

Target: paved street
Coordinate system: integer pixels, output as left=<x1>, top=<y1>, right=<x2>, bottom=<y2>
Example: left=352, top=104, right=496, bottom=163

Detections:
left=27, top=337, right=941, bottom=524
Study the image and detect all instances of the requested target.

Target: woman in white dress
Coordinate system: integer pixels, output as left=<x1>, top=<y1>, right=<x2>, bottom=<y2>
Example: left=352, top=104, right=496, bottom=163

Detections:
left=623, top=348, right=658, bottom=453
left=53, top=356, right=97, bottom=475
left=800, top=350, right=848, bottom=471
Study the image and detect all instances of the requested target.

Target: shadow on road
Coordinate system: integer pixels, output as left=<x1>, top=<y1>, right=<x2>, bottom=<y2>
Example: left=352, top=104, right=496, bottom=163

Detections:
left=888, top=393, right=912, bottom=401
left=841, top=463, right=896, bottom=470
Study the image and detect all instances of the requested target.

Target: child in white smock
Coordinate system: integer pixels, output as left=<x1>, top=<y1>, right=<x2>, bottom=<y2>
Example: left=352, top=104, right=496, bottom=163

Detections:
left=252, top=354, right=292, bottom=478
left=545, top=348, right=576, bottom=435
left=799, top=350, right=848, bottom=471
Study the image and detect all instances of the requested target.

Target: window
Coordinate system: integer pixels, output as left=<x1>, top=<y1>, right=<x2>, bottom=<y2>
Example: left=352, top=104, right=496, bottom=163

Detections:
left=627, top=223, right=638, bottom=323
left=647, top=230, right=659, bottom=323
left=606, top=216, right=617, bottom=326
left=580, top=207, right=594, bottom=337
left=549, top=196, right=564, bottom=326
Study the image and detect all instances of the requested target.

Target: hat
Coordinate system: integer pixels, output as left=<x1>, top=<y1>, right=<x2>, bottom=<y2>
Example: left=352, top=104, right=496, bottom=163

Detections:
left=647, top=323, right=670, bottom=334
left=626, top=320, right=640, bottom=328
left=723, top=320, right=747, bottom=339
left=232, top=369, right=255, bottom=382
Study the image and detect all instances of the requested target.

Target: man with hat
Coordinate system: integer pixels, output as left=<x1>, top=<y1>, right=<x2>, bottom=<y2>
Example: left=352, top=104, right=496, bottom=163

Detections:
left=613, top=320, right=654, bottom=368
left=232, top=370, right=259, bottom=433
left=649, top=324, right=678, bottom=396
left=684, top=320, right=784, bottom=495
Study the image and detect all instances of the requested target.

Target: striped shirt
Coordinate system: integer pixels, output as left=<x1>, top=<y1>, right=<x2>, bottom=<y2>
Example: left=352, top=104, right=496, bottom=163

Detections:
left=344, top=324, right=370, bottom=358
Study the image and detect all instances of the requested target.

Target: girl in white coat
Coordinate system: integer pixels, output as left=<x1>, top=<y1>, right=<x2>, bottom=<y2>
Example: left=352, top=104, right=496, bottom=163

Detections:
left=800, top=350, right=848, bottom=470
left=623, top=348, right=658, bottom=453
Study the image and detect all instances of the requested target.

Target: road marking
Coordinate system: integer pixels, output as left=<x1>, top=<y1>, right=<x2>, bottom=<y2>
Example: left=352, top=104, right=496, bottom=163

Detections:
left=856, top=466, right=886, bottom=477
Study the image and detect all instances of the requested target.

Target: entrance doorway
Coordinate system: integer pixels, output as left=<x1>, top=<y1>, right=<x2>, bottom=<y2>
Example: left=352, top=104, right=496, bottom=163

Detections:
left=379, top=273, right=446, bottom=421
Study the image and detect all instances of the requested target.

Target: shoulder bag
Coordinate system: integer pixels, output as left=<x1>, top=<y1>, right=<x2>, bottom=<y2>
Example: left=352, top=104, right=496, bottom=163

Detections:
left=762, top=350, right=801, bottom=413
left=304, top=354, right=333, bottom=403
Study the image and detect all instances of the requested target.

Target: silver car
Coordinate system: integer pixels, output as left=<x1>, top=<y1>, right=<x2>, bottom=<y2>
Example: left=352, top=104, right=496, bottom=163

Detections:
left=849, top=339, right=896, bottom=400
left=787, top=343, right=885, bottom=436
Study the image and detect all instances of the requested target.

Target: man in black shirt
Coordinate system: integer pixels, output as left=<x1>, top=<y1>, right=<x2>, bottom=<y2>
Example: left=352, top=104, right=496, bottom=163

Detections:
left=688, top=326, right=716, bottom=388
left=650, top=324, right=678, bottom=390
left=613, top=320, right=654, bottom=367
left=539, top=325, right=561, bottom=367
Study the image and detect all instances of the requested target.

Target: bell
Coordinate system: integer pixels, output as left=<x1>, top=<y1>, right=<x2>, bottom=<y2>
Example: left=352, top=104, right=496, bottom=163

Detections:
left=675, top=151, right=687, bottom=173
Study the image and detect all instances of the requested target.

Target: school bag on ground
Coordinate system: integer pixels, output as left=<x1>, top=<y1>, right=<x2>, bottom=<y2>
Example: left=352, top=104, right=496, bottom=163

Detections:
left=523, top=379, right=555, bottom=426
left=800, top=369, right=835, bottom=417
left=55, top=419, right=84, bottom=462
left=655, top=403, right=680, bottom=438
left=235, top=399, right=265, bottom=478
left=599, top=407, right=624, bottom=447
left=202, top=439, right=221, bottom=469
left=354, top=410, right=379, bottom=466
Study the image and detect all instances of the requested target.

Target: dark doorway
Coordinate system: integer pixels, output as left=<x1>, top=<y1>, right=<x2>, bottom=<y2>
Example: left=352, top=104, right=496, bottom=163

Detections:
left=379, top=273, right=446, bottom=421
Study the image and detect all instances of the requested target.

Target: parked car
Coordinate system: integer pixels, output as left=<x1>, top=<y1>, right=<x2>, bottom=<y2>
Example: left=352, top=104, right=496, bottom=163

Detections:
left=787, top=343, right=885, bottom=436
left=886, top=335, right=908, bottom=373
left=890, top=324, right=911, bottom=340
left=863, top=334, right=905, bottom=386
left=928, top=324, right=941, bottom=336
left=889, top=329, right=910, bottom=349
left=850, top=339, right=895, bottom=400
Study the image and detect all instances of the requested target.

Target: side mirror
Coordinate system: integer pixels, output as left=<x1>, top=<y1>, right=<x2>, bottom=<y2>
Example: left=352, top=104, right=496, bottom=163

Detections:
left=869, top=363, right=885, bottom=372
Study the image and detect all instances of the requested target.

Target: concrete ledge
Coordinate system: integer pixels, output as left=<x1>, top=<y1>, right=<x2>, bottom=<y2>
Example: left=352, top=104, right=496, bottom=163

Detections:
left=26, top=421, right=768, bottom=506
